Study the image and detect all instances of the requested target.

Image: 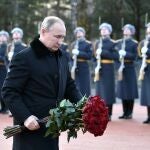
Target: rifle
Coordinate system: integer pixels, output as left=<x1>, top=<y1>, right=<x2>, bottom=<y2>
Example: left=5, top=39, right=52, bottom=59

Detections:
left=118, top=38, right=125, bottom=81
left=94, top=38, right=102, bottom=82
left=138, top=38, right=148, bottom=80
left=7, top=41, right=14, bottom=61
left=71, top=40, right=79, bottom=79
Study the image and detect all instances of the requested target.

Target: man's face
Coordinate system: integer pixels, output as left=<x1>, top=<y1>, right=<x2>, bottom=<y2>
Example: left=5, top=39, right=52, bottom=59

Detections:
left=123, top=28, right=132, bottom=36
left=41, top=22, right=66, bottom=51
left=100, top=27, right=110, bottom=36
left=12, top=32, right=22, bottom=40
left=76, top=31, right=84, bottom=39
left=1, top=35, right=8, bottom=43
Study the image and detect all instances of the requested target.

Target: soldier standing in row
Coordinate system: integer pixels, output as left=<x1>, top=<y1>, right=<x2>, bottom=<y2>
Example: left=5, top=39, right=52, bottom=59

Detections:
left=115, top=24, right=138, bottom=119
left=94, top=23, right=117, bottom=121
left=6, top=27, right=27, bottom=69
left=71, top=27, right=92, bottom=97
left=60, top=42, right=71, bottom=63
left=0, top=30, right=9, bottom=113
left=138, top=23, right=150, bottom=124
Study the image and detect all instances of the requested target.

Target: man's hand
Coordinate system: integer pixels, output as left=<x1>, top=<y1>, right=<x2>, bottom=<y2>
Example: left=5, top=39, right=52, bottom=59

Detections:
left=119, top=49, right=126, bottom=57
left=141, top=46, right=148, bottom=54
left=72, top=49, right=79, bottom=55
left=96, top=48, right=102, bottom=55
left=24, top=115, right=40, bottom=131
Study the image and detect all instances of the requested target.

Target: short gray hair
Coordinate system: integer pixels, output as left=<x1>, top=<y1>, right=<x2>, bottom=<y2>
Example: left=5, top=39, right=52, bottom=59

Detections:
left=41, top=16, right=65, bottom=31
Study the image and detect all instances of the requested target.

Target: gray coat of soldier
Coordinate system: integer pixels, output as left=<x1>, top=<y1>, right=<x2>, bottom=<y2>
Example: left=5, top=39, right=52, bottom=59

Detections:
left=138, top=23, right=150, bottom=124
left=115, top=24, right=138, bottom=119
left=94, top=23, right=117, bottom=121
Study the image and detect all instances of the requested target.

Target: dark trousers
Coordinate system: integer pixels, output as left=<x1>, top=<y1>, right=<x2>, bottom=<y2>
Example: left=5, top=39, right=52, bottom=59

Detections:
left=122, top=99, right=134, bottom=116
left=146, top=106, right=150, bottom=119
left=107, top=104, right=112, bottom=117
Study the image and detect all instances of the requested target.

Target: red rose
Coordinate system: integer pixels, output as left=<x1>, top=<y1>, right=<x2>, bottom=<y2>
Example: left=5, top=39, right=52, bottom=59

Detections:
left=82, top=96, right=109, bottom=136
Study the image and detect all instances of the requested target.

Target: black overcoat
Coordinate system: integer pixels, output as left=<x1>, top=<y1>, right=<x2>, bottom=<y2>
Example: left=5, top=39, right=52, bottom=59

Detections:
left=2, top=38, right=82, bottom=150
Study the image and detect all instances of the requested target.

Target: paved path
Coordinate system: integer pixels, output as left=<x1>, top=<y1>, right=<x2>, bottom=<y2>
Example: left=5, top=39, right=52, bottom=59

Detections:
left=0, top=103, right=150, bottom=150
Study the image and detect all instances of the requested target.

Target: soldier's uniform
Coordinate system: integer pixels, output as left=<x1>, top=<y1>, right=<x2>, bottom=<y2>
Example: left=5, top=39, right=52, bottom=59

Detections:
left=6, top=27, right=27, bottom=69
left=0, top=30, right=9, bottom=113
left=138, top=23, right=150, bottom=123
left=115, top=24, right=138, bottom=119
left=71, top=27, right=92, bottom=97
left=60, top=42, right=71, bottom=62
left=94, top=23, right=117, bottom=120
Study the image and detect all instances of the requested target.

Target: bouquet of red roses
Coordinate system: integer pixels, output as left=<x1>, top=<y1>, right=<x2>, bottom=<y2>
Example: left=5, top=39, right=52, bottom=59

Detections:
left=3, top=96, right=109, bottom=142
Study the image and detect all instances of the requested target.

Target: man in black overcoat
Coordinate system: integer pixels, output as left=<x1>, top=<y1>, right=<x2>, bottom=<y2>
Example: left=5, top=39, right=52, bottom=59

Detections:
left=2, top=16, right=82, bottom=150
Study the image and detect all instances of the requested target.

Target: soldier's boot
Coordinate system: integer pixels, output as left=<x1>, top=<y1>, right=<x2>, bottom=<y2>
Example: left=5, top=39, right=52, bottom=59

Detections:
left=119, top=100, right=128, bottom=119
left=107, top=104, right=112, bottom=121
left=143, top=107, right=150, bottom=124
left=125, top=100, right=134, bottom=119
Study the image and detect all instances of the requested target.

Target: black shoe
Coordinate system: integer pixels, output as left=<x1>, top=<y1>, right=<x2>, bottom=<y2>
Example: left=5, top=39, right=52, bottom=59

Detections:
left=143, top=118, right=150, bottom=124
left=0, top=110, right=9, bottom=114
left=125, top=114, right=132, bottom=119
left=118, top=114, right=126, bottom=119
left=109, top=116, right=111, bottom=121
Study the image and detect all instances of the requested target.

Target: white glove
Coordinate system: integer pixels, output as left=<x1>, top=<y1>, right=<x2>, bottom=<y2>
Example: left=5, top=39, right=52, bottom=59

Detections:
left=119, top=49, right=126, bottom=57
left=96, top=48, right=102, bottom=55
left=72, top=49, right=79, bottom=55
left=141, top=46, right=148, bottom=54
left=95, top=66, right=100, bottom=73
left=72, top=55, right=77, bottom=60
left=8, top=51, right=14, bottom=61
left=24, top=115, right=40, bottom=131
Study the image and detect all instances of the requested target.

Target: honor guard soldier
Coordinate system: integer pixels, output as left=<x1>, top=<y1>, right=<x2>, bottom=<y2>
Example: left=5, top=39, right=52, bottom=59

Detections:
left=7, top=27, right=27, bottom=67
left=138, top=23, right=150, bottom=124
left=94, top=23, right=117, bottom=121
left=60, top=42, right=71, bottom=63
left=71, top=27, right=92, bottom=97
left=115, top=24, right=138, bottom=119
left=0, top=30, right=9, bottom=113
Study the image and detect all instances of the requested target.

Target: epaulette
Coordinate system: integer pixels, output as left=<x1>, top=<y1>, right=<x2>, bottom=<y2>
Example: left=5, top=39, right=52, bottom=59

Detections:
left=62, top=42, right=68, bottom=46
left=85, top=40, right=91, bottom=44
left=115, top=39, right=122, bottom=43
left=21, top=43, right=27, bottom=47
left=131, top=39, right=138, bottom=43
left=110, top=39, right=115, bottom=43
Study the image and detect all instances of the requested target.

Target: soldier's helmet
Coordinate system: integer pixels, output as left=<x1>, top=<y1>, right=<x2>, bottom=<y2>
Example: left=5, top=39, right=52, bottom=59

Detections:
left=74, top=27, right=85, bottom=35
left=99, top=23, right=112, bottom=33
left=0, top=30, right=9, bottom=39
left=11, top=27, right=23, bottom=38
left=122, top=24, right=135, bottom=35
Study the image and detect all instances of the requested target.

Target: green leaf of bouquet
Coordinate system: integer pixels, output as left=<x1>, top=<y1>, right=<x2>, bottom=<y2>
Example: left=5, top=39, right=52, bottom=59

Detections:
left=60, top=99, right=74, bottom=108
left=45, top=127, right=53, bottom=137
left=65, top=107, right=75, bottom=114
left=46, top=119, right=53, bottom=128
left=49, top=108, right=57, bottom=116
left=76, top=95, right=87, bottom=108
